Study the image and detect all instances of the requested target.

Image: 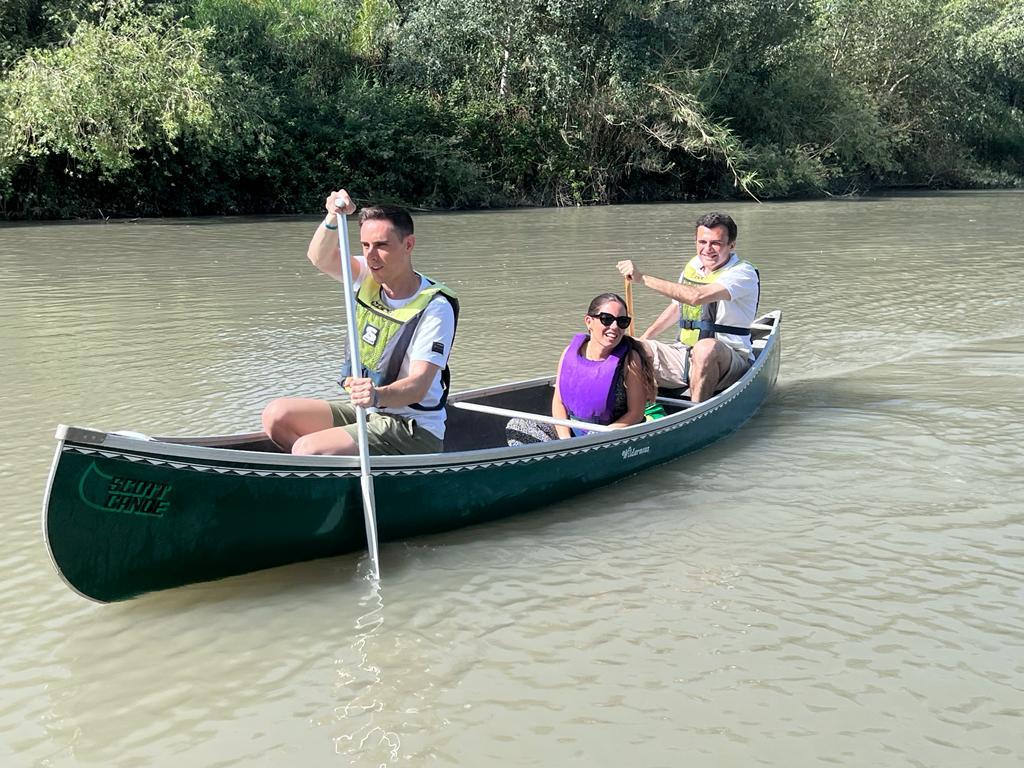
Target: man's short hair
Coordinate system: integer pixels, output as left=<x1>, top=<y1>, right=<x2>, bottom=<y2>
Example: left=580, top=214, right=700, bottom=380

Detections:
left=695, top=212, right=737, bottom=243
left=359, top=205, right=414, bottom=239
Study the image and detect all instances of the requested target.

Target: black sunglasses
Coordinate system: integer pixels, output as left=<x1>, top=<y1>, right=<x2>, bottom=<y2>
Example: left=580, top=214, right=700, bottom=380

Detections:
left=588, top=312, right=631, bottom=329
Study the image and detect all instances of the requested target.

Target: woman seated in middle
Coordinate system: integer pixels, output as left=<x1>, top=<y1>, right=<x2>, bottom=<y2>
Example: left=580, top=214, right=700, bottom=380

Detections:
left=507, top=292, right=661, bottom=445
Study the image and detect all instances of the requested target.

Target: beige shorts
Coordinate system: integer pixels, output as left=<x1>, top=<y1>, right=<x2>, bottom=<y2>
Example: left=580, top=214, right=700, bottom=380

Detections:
left=641, top=340, right=751, bottom=393
left=328, top=401, right=442, bottom=455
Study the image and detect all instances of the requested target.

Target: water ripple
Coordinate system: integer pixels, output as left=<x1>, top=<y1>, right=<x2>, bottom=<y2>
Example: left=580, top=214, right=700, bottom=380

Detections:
left=2, top=193, right=1023, bottom=766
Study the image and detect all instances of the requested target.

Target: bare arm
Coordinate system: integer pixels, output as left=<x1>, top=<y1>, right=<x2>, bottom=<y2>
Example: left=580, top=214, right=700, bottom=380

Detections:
left=307, top=189, right=360, bottom=281
left=617, top=260, right=731, bottom=306
left=551, top=347, right=573, bottom=439
left=345, top=360, right=441, bottom=409
left=606, top=351, right=648, bottom=429
left=640, top=301, right=681, bottom=340
left=637, top=272, right=731, bottom=306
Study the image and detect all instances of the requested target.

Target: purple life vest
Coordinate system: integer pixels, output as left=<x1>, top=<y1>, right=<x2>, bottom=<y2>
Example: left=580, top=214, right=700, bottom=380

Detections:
left=558, top=333, right=628, bottom=432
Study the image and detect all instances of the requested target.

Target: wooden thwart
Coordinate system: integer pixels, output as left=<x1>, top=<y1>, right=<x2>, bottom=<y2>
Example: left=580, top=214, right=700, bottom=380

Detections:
left=454, top=396, right=699, bottom=433
left=451, top=401, right=616, bottom=433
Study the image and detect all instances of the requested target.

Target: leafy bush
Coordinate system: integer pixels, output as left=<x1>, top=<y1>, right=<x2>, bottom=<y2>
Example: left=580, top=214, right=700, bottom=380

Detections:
left=0, top=0, right=1020, bottom=218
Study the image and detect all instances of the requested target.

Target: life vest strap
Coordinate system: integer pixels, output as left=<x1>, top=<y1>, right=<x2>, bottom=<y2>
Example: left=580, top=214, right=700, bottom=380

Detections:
left=678, top=319, right=751, bottom=336
left=408, top=365, right=450, bottom=412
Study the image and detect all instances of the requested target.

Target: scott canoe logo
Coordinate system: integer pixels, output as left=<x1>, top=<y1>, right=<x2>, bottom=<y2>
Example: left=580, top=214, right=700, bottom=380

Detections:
left=78, top=463, right=171, bottom=517
left=621, top=445, right=650, bottom=460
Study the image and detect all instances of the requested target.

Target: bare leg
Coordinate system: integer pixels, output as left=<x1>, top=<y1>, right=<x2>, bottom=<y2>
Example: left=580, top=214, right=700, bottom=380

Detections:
left=688, top=339, right=733, bottom=402
left=261, top=398, right=337, bottom=452
left=291, top=426, right=360, bottom=456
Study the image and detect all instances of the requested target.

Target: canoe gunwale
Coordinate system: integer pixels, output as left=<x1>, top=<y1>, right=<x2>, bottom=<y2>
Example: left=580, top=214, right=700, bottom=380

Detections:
left=51, top=311, right=781, bottom=478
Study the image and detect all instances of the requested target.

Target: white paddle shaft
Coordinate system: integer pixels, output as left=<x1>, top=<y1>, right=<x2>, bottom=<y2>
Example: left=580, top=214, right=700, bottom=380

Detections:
left=335, top=207, right=381, bottom=580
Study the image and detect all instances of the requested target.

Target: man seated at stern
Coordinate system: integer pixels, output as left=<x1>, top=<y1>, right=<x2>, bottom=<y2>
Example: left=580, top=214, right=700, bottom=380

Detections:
left=616, top=211, right=759, bottom=402
left=262, top=189, right=458, bottom=456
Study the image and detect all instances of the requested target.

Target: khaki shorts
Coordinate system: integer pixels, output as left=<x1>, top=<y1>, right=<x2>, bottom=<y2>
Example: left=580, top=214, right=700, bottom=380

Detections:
left=641, top=340, right=751, bottom=393
left=328, top=401, right=443, bottom=455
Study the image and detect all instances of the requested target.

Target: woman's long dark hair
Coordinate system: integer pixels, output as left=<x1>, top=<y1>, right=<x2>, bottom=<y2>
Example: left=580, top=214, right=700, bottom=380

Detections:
left=623, top=338, right=658, bottom=404
left=587, top=292, right=658, bottom=404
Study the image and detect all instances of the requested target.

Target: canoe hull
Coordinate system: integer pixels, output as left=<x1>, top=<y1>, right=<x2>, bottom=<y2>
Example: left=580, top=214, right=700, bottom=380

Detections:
left=44, top=313, right=781, bottom=602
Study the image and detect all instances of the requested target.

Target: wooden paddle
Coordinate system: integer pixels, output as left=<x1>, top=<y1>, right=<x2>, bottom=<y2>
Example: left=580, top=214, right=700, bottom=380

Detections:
left=624, top=277, right=636, bottom=336
left=335, top=200, right=381, bottom=580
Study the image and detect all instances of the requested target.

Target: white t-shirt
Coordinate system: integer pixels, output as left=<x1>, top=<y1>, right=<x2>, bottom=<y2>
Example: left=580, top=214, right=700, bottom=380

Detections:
left=673, top=253, right=759, bottom=360
left=353, top=261, right=455, bottom=439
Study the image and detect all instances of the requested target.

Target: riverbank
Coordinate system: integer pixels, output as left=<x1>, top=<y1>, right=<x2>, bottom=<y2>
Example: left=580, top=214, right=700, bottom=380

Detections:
left=4, top=180, right=1022, bottom=224
left=3, top=2, right=1021, bottom=222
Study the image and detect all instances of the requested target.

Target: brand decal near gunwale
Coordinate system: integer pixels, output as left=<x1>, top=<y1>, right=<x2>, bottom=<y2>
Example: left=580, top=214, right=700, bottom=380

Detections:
left=78, top=462, right=171, bottom=517
left=621, top=445, right=650, bottom=460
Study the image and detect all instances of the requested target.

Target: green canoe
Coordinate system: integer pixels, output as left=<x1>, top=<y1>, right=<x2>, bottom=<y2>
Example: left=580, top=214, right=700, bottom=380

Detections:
left=43, top=311, right=782, bottom=602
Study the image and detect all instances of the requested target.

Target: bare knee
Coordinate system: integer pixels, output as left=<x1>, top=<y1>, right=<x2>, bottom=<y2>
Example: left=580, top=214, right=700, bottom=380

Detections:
left=261, top=398, right=289, bottom=433
left=690, top=338, right=717, bottom=365
left=689, top=339, right=720, bottom=377
left=291, top=434, right=321, bottom=455
left=292, top=431, right=357, bottom=456
left=688, top=339, right=726, bottom=401
left=262, top=397, right=298, bottom=447
left=262, top=397, right=318, bottom=452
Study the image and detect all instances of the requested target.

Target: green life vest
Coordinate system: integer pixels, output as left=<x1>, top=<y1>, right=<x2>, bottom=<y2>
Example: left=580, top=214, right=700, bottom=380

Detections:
left=677, top=255, right=758, bottom=346
left=342, top=274, right=459, bottom=411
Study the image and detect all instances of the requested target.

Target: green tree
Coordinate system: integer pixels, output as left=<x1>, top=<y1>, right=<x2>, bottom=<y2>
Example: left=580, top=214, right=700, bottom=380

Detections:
left=0, top=2, right=222, bottom=179
left=391, top=0, right=761, bottom=204
left=945, top=0, right=1024, bottom=178
left=0, top=0, right=1019, bottom=218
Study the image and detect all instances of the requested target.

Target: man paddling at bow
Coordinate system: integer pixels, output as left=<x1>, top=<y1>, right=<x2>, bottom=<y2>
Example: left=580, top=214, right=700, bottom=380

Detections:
left=616, top=212, right=759, bottom=402
left=262, top=189, right=458, bottom=455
